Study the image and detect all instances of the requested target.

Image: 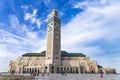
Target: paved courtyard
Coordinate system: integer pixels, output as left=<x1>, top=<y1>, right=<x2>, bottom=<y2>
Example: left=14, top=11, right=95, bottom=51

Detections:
left=35, top=74, right=120, bottom=80
left=0, top=73, right=120, bottom=80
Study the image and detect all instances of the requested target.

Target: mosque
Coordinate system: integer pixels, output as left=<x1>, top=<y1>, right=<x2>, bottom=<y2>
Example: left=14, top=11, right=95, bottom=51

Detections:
left=8, top=9, right=116, bottom=74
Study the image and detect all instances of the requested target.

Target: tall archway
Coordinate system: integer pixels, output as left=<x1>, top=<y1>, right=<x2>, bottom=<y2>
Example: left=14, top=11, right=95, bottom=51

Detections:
left=30, top=68, right=31, bottom=73
left=89, top=65, right=96, bottom=73
left=76, top=68, right=78, bottom=73
left=80, top=66, right=85, bottom=73
left=32, top=68, right=34, bottom=73
left=10, top=62, right=17, bottom=73
left=51, top=66, right=54, bottom=73
left=80, top=62, right=87, bottom=73
left=20, top=62, right=26, bottom=73
left=70, top=67, right=72, bottom=73
left=67, top=67, right=69, bottom=73
left=57, top=67, right=59, bottom=73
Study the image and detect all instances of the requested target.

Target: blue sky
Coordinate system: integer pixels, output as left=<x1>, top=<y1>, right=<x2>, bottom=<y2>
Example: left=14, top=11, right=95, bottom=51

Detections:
left=0, top=0, right=120, bottom=73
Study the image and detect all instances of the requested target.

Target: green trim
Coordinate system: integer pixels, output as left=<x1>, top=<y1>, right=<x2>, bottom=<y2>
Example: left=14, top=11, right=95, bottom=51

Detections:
left=61, top=51, right=86, bottom=57
left=97, top=65, right=103, bottom=68
left=22, top=51, right=86, bottom=57
left=48, top=16, right=60, bottom=23
left=22, top=51, right=46, bottom=57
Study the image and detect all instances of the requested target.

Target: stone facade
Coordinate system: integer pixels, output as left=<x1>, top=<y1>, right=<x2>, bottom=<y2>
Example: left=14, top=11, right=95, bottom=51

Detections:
left=8, top=9, right=116, bottom=74
left=46, top=9, right=61, bottom=66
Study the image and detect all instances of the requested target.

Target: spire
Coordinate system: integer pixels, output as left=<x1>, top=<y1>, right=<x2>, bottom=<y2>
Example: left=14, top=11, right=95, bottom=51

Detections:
left=51, top=8, right=58, bottom=17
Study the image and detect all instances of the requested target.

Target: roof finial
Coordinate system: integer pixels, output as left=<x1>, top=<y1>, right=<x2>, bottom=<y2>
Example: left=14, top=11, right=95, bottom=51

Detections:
left=52, top=6, right=58, bottom=17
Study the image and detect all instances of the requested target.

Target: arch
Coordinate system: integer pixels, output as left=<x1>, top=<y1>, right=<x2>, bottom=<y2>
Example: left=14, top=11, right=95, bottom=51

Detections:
left=44, top=66, right=47, bottom=73
left=10, top=62, right=17, bottom=73
left=80, top=62, right=87, bottom=73
left=57, top=67, right=59, bottom=73
left=39, top=67, right=42, bottom=73
left=67, top=67, right=69, bottom=73
left=30, top=60, right=42, bottom=66
left=60, top=67, right=64, bottom=73
left=76, top=68, right=79, bottom=73
left=23, top=68, right=26, bottom=73
left=73, top=67, right=76, bottom=73
left=20, top=62, right=26, bottom=66
left=89, top=64, right=96, bottom=73
left=35, top=68, right=37, bottom=72
left=19, top=62, right=26, bottom=73
left=51, top=66, right=54, bottom=73
left=38, top=69, right=40, bottom=73
left=70, top=67, right=72, bottom=73
left=80, top=66, right=86, bottom=73
left=64, top=67, right=66, bottom=73
left=30, top=68, right=32, bottom=73
left=32, top=68, right=34, bottom=73
left=26, top=68, right=29, bottom=73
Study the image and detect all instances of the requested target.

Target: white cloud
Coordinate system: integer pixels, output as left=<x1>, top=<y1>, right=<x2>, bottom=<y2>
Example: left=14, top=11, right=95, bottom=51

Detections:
left=74, top=1, right=89, bottom=9
left=10, top=15, right=29, bottom=34
left=0, top=15, right=46, bottom=72
left=44, top=11, right=52, bottom=22
left=0, top=29, right=46, bottom=72
left=24, top=9, right=41, bottom=29
left=21, top=5, right=29, bottom=10
left=62, top=0, right=120, bottom=50
left=9, top=15, right=44, bottom=41
left=61, top=0, right=120, bottom=72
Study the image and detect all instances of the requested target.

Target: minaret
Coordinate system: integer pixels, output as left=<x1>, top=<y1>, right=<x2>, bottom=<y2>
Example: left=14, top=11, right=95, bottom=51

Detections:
left=45, top=9, right=61, bottom=66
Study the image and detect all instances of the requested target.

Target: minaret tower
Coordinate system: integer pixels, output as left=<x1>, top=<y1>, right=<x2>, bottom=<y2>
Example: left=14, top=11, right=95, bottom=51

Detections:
left=45, top=9, right=61, bottom=66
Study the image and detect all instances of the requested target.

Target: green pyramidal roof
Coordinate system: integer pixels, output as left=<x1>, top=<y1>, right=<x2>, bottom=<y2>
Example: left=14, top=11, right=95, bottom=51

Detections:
left=22, top=51, right=86, bottom=57
left=97, top=65, right=103, bottom=68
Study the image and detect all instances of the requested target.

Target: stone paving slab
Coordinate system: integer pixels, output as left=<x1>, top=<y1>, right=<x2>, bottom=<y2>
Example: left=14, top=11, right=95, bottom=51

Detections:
left=0, top=73, right=120, bottom=80
left=35, top=74, right=120, bottom=80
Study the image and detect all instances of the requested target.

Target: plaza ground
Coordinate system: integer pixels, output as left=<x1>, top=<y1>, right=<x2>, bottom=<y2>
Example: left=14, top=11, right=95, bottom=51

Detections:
left=0, top=73, right=120, bottom=80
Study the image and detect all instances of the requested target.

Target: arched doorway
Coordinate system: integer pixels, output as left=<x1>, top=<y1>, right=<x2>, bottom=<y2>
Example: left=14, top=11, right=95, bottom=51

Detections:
left=80, top=62, right=87, bottom=73
left=76, top=68, right=78, bottom=73
left=80, top=66, right=86, bottom=73
left=45, top=66, right=47, bottom=73
left=30, top=68, right=31, bottom=73
left=67, top=67, right=69, bottom=73
left=51, top=66, right=54, bottom=73
left=70, top=68, right=72, bottom=73
left=10, top=62, right=17, bottom=73
left=89, top=65, right=96, bottom=73
left=57, top=67, right=59, bottom=73
left=32, top=68, right=34, bottom=73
